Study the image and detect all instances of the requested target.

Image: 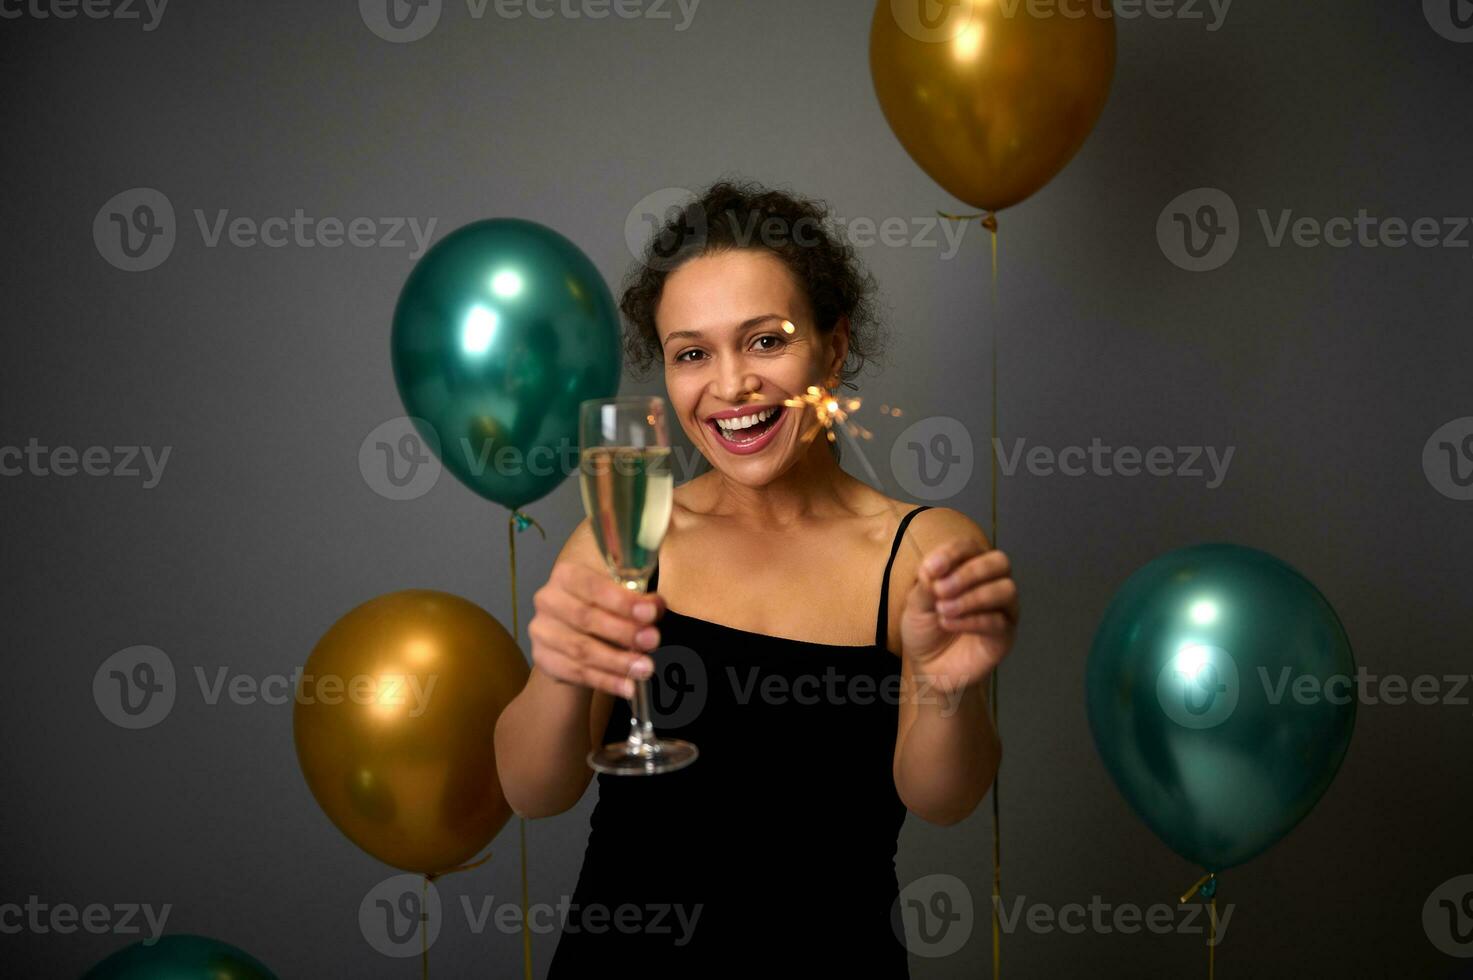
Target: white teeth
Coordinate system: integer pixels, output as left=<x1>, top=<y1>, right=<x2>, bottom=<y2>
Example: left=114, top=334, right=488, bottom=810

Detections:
left=714, top=406, right=778, bottom=431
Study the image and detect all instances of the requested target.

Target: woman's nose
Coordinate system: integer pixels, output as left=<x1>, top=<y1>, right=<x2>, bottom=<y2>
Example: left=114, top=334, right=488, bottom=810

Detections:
left=716, top=368, right=762, bottom=404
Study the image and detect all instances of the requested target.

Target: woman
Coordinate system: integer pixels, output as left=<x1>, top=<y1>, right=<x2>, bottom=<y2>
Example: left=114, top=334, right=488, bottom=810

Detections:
left=494, top=179, right=1018, bottom=976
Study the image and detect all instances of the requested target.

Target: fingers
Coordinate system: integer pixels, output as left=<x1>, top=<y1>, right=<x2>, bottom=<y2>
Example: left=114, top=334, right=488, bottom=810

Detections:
left=918, top=537, right=986, bottom=586
left=930, top=550, right=1011, bottom=599
left=528, top=616, right=652, bottom=699
left=554, top=562, right=666, bottom=625
left=937, top=610, right=1012, bottom=635
left=535, top=575, right=661, bottom=654
left=528, top=562, right=669, bottom=698
left=935, top=575, right=1019, bottom=622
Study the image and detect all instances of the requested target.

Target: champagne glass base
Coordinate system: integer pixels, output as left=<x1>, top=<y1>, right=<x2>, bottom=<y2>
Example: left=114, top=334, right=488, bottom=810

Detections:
left=587, top=738, right=698, bottom=776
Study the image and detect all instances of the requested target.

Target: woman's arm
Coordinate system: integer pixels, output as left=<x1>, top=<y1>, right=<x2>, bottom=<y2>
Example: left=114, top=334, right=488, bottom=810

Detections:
left=493, top=518, right=663, bottom=818
left=891, top=508, right=1014, bottom=826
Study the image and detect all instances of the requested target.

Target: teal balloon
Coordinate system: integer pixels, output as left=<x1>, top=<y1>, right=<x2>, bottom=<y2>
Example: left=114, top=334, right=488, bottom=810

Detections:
left=391, top=218, right=621, bottom=510
left=1085, top=543, right=1355, bottom=872
left=81, top=934, right=277, bottom=980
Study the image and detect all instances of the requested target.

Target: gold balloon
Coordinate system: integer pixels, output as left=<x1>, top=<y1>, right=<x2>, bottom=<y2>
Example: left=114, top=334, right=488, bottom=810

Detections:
left=293, top=590, right=529, bottom=874
left=870, top=0, right=1116, bottom=213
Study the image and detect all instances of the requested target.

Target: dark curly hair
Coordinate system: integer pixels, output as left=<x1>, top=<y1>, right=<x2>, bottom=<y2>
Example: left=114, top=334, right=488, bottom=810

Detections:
left=619, top=177, right=887, bottom=396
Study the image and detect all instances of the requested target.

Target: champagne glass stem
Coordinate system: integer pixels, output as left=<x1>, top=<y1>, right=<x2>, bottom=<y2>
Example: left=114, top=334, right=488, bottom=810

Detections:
left=619, top=575, right=656, bottom=756
left=627, top=677, right=655, bottom=750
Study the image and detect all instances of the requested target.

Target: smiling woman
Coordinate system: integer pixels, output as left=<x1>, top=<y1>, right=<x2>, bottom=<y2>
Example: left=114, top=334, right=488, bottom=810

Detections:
left=493, top=178, right=1017, bottom=977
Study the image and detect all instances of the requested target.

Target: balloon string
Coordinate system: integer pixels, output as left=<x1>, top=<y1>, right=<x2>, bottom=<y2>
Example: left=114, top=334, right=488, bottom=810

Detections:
left=414, top=849, right=499, bottom=978
left=507, top=511, right=542, bottom=980
left=939, top=208, right=1003, bottom=980
left=1178, top=873, right=1219, bottom=980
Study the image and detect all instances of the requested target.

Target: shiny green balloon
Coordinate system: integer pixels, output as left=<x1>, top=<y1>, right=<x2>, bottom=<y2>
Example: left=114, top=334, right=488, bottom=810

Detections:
left=1085, top=543, right=1356, bottom=872
left=391, top=218, right=621, bottom=510
left=82, top=934, right=277, bottom=980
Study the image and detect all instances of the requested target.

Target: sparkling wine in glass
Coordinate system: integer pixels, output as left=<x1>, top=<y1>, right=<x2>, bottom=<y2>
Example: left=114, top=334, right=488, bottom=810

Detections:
left=578, top=395, right=698, bottom=775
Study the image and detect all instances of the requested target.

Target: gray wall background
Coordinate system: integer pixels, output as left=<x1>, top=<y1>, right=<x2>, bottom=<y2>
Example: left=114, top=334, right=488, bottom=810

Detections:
left=2, top=0, right=1470, bottom=976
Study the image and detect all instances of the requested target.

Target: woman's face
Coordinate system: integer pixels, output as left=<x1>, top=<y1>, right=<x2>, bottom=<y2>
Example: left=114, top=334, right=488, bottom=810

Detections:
left=656, top=248, right=846, bottom=486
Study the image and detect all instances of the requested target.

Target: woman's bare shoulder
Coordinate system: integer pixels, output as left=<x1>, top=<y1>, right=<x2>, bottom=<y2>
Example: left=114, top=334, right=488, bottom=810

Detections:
left=902, top=504, right=991, bottom=552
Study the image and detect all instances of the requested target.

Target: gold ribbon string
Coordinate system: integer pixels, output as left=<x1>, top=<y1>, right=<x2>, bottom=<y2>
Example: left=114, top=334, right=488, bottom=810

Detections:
left=1178, top=872, right=1219, bottom=980
left=507, top=510, right=545, bottom=980
left=418, top=850, right=499, bottom=979
left=939, top=208, right=1002, bottom=980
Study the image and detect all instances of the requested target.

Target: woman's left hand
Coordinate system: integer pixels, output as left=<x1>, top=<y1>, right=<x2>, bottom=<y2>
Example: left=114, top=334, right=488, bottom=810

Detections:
left=900, top=538, right=1019, bottom=694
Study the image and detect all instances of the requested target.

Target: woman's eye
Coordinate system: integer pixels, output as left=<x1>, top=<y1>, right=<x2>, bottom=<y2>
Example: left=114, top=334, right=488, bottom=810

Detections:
left=752, top=335, right=783, bottom=351
left=675, top=349, right=704, bottom=363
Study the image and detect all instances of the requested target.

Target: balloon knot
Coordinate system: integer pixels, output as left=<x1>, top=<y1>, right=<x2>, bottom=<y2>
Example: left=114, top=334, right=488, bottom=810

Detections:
left=981, top=212, right=998, bottom=233
left=509, top=510, right=547, bottom=539
left=1178, top=871, right=1218, bottom=904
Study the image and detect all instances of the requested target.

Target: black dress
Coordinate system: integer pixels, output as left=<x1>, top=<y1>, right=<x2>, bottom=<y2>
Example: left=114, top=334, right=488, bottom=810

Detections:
left=547, top=505, right=932, bottom=977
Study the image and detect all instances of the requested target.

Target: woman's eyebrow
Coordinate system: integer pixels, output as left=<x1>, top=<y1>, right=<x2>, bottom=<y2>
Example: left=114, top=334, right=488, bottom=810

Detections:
left=664, top=314, right=790, bottom=343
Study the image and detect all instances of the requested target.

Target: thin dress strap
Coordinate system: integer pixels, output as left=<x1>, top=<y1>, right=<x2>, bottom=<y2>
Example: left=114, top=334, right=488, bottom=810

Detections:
left=875, top=505, right=933, bottom=648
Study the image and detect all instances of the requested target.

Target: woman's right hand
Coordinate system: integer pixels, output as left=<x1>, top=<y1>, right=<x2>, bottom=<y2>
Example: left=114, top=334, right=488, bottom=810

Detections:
left=528, top=562, right=664, bottom=699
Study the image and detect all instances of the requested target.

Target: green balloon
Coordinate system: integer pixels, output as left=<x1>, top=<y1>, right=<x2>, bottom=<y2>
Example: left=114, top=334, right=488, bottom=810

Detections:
left=391, top=218, right=622, bottom=510
left=81, top=934, right=277, bottom=980
left=1085, top=543, right=1356, bottom=872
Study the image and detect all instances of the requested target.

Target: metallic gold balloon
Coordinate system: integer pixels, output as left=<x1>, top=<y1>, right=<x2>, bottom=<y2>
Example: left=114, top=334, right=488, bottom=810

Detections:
left=870, top=0, right=1116, bottom=212
left=294, top=590, right=529, bottom=874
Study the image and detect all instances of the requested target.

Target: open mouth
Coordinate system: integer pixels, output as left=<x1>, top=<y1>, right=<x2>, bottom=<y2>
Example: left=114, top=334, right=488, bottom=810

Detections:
left=706, top=405, right=786, bottom=451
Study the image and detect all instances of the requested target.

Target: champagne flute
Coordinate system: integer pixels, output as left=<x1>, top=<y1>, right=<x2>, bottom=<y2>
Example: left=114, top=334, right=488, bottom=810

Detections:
left=578, top=395, right=698, bottom=775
